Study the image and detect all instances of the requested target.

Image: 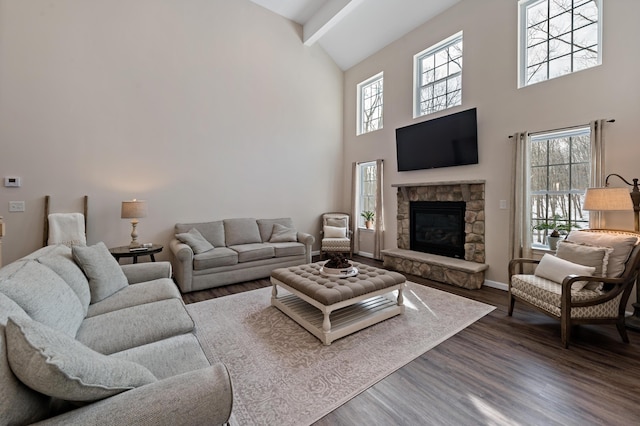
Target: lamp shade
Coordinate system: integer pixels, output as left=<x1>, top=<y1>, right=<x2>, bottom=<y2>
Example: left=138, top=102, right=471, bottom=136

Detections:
left=121, top=200, right=148, bottom=219
left=583, top=187, right=633, bottom=211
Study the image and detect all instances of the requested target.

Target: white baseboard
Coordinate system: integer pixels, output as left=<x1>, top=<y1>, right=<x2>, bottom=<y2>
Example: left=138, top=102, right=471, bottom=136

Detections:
left=483, top=279, right=507, bottom=291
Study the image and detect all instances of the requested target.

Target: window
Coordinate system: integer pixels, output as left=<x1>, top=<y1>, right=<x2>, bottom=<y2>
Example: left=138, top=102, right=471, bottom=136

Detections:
left=519, top=0, right=602, bottom=87
left=358, top=161, right=377, bottom=227
left=530, top=126, right=591, bottom=248
left=413, top=32, right=463, bottom=118
left=357, top=73, right=383, bottom=135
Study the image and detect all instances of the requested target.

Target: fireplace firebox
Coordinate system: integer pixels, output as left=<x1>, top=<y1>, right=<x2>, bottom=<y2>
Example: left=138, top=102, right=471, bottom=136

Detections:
left=410, top=201, right=466, bottom=259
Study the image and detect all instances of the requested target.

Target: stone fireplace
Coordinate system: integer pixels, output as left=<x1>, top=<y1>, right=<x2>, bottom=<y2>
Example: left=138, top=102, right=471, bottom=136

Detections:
left=410, top=200, right=466, bottom=259
left=381, top=180, right=488, bottom=289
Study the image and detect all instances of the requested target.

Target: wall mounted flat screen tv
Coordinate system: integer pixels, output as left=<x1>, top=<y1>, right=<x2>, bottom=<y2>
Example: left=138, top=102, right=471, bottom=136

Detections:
left=396, top=108, right=478, bottom=172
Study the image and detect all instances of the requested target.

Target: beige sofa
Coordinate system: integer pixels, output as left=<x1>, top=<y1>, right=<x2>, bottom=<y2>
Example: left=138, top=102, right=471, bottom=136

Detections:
left=170, top=217, right=314, bottom=293
left=0, top=243, right=232, bottom=426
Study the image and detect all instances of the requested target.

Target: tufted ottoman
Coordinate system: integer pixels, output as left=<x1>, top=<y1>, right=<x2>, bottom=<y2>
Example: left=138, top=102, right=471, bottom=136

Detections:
left=270, top=261, right=406, bottom=345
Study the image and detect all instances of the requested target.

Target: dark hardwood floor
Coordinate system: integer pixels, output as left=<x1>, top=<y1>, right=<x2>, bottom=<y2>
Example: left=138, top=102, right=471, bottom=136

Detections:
left=182, top=255, right=640, bottom=425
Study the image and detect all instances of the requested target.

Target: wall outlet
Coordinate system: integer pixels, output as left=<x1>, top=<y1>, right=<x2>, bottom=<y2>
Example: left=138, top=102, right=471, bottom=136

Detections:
left=499, top=200, right=508, bottom=210
left=9, top=201, right=25, bottom=212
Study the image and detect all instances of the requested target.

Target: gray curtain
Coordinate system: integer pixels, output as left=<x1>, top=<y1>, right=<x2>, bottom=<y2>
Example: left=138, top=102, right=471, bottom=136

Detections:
left=351, top=162, right=360, bottom=254
left=373, top=159, right=384, bottom=260
left=589, top=119, right=606, bottom=228
left=509, top=132, right=532, bottom=260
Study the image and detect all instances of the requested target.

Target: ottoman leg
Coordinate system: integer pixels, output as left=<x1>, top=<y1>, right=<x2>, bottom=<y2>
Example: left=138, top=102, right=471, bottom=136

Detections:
left=397, top=286, right=404, bottom=306
left=322, top=311, right=331, bottom=333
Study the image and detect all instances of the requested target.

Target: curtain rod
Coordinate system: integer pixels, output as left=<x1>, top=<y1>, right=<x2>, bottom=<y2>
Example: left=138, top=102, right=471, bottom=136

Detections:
left=508, top=119, right=615, bottom=138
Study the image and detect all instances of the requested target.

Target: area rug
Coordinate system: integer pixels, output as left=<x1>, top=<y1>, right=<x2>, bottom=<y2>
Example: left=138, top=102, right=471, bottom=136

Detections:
left=187, top=282, right=495, bottom=426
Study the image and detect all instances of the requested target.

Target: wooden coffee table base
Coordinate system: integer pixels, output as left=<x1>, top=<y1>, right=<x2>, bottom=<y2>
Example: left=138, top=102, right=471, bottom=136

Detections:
left=271, top=278, right=405, bottom=345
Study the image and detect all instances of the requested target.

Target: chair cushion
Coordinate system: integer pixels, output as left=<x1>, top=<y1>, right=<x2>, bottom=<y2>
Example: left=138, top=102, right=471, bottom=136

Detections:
left=534, top=254, right=595, bottom=291
left=72, top=242, right=129, bottom=303
left=322, top=238, right=351, bottom=252
left=566, top=231, right=638, bottom=278
left=6, top=316, right=156, bottom=402
left=511, top=274, right=621, bottom=318
left=176, top=228, right=215, bottom=254
left=224, top=218, right=262, bottom=246
left=269, top=223, right=298, bottom=243
left=555, top=240, right=613, bottom=291
left=324, top=225, right=347, bottom=238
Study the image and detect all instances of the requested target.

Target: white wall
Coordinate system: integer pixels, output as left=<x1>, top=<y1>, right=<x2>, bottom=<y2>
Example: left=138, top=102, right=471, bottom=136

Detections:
left=343, top=0, right=640, bottom=285
left=0, top=0, right=344, bottom=264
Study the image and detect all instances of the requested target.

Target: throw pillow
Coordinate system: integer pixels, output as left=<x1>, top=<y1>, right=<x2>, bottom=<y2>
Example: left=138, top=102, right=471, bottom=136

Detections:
left=176, top=228, right=215, bottom=254
left=534, top=254, right=596, bottom=291
left=324, top=225, right=347, bottom=238
left=6, top=316, right=157, bottom=402
left=326, top=217, right=347, bottom=228
left=555, top=240, right=613, bottom=291
left=269, top=223, right=298, bottom=243
left=72, top=242, right=129, bottom=303
left=566, top=231, right=638, bottom=278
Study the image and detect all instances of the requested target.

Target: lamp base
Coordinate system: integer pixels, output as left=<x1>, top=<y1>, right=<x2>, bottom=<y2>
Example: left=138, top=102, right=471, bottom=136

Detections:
left=625, top=303, right=640, bottom=332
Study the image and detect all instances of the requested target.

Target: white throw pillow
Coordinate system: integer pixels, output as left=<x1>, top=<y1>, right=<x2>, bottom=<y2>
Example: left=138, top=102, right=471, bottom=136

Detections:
left=566, top=231, right=638, bottom=278
left=324, top=225, right=347, bottom=238
left=6, top=316, right=157, bottom=402
left=534, top=254, right=596, bottom=291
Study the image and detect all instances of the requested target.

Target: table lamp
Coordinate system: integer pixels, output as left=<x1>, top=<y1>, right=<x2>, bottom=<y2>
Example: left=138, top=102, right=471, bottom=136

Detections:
left=121, top=199, right=148, bottom=248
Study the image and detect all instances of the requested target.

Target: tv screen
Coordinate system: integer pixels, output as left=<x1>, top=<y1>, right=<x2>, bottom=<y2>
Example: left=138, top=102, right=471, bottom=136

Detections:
left=396, top=108, right=478, bottom=172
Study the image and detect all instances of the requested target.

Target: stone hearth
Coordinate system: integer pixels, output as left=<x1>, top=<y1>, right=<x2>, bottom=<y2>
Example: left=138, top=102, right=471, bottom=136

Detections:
left=382, top=180, right=488, bottom=290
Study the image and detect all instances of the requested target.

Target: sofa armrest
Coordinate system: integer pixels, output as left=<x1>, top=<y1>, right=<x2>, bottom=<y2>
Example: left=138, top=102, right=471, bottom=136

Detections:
left=169, top=238, right=194, bottom=292
left=121, top=262, right=172, bottom=284
left=297, top=232, right=315, bottom=263
left=36, top=363, right=233, bottom=426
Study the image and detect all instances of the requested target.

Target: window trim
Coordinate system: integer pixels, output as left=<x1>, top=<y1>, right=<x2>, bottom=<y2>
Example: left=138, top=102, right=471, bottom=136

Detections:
left=357, top=161, right=377, bottom=228
left=413, top=31, right=463, bottom=118
left=356, top=72, right=384, bottom=136
left=517, top=0, right=603, bottom=88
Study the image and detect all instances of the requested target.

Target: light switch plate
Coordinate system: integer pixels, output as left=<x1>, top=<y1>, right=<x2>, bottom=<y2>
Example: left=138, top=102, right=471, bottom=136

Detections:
left=4, top=177, right=21, bottom=187
left=9, top=201, right=25, bottom=212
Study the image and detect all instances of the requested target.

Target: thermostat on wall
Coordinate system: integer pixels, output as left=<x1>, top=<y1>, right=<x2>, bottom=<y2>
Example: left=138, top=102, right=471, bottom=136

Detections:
left=4, top=177, right=21, bottom=187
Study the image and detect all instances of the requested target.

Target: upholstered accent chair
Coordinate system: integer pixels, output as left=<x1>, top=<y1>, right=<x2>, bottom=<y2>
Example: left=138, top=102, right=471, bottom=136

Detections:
left=320, top=213, right=353, bottom=259
left=508, top=229, right=640, bottom=348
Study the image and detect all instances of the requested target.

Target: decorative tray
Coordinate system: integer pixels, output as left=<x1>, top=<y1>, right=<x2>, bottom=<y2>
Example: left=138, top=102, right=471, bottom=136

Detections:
left=320, top=264, right=358, bottom=278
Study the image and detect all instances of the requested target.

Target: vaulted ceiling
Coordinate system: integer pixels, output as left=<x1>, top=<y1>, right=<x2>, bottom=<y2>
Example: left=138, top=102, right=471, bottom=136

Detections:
left=249, top=0, right=461, bottom=70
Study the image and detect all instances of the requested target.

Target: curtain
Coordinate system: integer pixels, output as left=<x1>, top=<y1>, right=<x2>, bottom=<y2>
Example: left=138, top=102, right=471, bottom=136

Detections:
left=589, top=119, right=606, bottom=229
left=509, top=132, right=532, bottom=261
left=350, top=162, right=360, bottom=254
left=373, top=159, right=384, bottom=260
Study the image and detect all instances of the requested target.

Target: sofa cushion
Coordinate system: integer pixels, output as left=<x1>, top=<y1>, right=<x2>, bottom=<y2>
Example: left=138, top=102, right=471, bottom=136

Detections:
left=72, top=242, right=129, bottom=303
left=76, top=298, right=195, bottom=355
left=175, top=228, right=214, bottom=254
left=267, top=242, right=306, bottom=258
left=193, top=247, right=238, bottom=270
left=534, top=254, right=595, bottom=291
left=0, top=293, right=51, bottom=426
left=36, top=244, right=91, bottom=315
left=0, top=260, right=84, bottom=336
left=224, top=218, right=262, bottom=246
left=6, top=316, right=156, bottom=402
left=176, top=221, right=225, bottom=247
left=257, top=218, right=295, bottom=242
left=229, top=243, right=275, bottom=263
left=86, top=279, right=182, bottom=317
left=269, top=223, right=298, bottom=243
left=566, top=231, right=638, bottom=278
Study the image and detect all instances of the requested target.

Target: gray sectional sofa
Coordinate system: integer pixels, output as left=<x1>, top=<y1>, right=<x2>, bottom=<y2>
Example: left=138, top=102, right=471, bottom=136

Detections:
left=0, top=243, right=232, bottom=426
left=170, top=217, right=314, bottom=293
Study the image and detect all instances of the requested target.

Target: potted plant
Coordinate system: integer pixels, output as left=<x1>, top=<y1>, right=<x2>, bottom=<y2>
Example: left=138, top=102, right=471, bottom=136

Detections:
left=547, top=228, right=561, bottom=250
left=361, top=211, right=375, bottom=229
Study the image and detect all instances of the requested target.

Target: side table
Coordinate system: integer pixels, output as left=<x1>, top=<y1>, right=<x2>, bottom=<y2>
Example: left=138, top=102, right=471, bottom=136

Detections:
left=109, top=244, right=163, bottom=264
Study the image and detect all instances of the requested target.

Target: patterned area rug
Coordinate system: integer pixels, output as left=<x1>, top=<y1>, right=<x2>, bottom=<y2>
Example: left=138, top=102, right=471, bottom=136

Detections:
left=187, top=282, right=495, bottom=426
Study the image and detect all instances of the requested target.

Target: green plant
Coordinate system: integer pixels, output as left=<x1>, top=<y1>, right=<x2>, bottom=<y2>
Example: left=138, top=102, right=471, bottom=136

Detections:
left=360, top=211, right=375, bottom=221
left=533, top=214, right=574, bottom=236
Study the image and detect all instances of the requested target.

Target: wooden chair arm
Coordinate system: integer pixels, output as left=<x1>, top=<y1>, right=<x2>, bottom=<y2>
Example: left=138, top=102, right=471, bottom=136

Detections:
left=508, top=258, right=540, bottom=276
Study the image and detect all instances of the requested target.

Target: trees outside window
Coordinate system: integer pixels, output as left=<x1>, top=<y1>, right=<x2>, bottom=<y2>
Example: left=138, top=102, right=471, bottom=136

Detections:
left=357, top=73, right=383, bottom=135
left=519, top=0, right=602, bottom=87
left=358, top=162, right=377, bottom=228
left=530, top=127, right=591, bottom=247
left=414, top=32, right=463, bottom=118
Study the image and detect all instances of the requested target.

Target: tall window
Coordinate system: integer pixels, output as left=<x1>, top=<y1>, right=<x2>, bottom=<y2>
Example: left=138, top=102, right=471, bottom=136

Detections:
left=519, top=0, right=602, bottom=87
left=358, top=161, right=377, bottom=227
left=530, top=126, right=591, bottom=248
left=357, top=72, right=383, bottom=135
left=413, top=32, right=463, bottom=118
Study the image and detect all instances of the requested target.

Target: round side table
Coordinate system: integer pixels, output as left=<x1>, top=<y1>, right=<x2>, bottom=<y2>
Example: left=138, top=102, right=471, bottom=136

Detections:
left=109, top=244, right=163, bottom=264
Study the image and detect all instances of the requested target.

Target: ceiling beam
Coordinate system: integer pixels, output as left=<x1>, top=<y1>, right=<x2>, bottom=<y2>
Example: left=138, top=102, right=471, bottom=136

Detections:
left=303, top=0, right=365, bottom=46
